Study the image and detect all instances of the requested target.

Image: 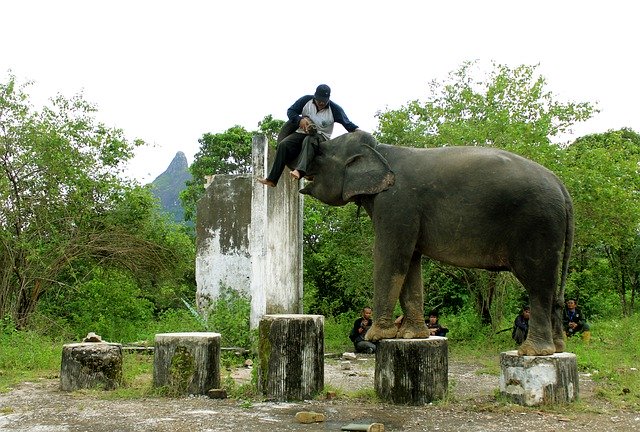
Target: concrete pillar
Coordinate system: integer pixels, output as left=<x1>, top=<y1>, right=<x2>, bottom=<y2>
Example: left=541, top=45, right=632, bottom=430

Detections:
left=60, top=342, right=123, bottom=391
left=153, top=332, right=221, bottom=395
left=250, top=134, right=303, bottom=328
left=374, top=337, right=449, bottom=404
left=195, top=134, right=303, bottom=329
left=196, top=175, right=252, bottom=303
left=500, top=351, right=579, bottom=405
left=257, top=314, right=324, bottom=401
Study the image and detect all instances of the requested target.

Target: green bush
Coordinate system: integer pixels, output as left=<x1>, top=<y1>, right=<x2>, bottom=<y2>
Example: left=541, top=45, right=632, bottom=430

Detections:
left=203, top=287, right=252, bottom=349
left=324, top=312, right=358, bottom=353
left=37, top=269, right=154, bottom=342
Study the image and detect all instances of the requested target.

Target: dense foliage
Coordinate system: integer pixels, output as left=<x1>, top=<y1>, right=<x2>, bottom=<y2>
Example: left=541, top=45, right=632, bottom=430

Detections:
left=180, top=115, right=284, bottom=221
left=0, top=75, right=195, bottom=329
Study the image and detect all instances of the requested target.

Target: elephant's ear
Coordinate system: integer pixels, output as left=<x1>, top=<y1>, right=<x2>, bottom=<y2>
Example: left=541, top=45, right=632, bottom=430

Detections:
left=342, top=144, right=395, bottom=201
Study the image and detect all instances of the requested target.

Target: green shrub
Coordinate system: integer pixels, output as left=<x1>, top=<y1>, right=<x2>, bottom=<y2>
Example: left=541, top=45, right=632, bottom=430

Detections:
left=324, top=313, right=358, bottom=353
left=201, top=287, right=252, bottom=349
left=37, top=269, right=155, bottom=342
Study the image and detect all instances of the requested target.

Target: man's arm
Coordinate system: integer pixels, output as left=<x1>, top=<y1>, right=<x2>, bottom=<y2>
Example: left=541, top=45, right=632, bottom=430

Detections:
left=287, top=95, right=314, bottom=124
left=329, top=102, right=359, bottom=132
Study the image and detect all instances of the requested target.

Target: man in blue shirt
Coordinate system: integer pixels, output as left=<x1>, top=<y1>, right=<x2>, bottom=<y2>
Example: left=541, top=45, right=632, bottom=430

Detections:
left=258, top=84, right=359, bottom=187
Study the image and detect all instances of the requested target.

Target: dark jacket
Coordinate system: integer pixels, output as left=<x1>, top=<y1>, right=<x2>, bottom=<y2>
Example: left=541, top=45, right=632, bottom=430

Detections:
left=287, top=95, right=359, bottom=132
left=563, top=307, right=588, bottom=335
left=349, top=317, right=372, bottom=345
left=427, top=320, right=449, bottom=337
left=512, top=314, right=529, bottom=344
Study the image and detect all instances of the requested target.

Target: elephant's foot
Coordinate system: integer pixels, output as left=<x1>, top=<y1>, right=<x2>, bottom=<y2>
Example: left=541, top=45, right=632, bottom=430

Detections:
left=517, top=339, right=555, bottom=356
left=554, top=337, right=565, bottom=353
left=397, top=323, right=430, bottom=339
left=365, top=323, right=398, bottom=341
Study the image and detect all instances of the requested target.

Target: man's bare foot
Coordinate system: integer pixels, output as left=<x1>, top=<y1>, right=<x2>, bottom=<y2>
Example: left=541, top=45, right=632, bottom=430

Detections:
left=257, top=178, right=275, bottom=187
left=290, top=170, right=302, bottom=180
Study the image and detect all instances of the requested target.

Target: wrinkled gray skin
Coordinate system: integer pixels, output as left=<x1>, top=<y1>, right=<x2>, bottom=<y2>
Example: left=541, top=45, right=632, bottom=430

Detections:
left=300, top=131, right=573, bottom=356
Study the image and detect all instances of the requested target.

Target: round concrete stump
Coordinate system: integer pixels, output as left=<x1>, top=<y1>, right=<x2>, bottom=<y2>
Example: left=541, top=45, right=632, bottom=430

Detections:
left=500, top=350, right=579, bottom=406
left=258, top=314, right=324, bottom=401
left=153, top=332, right=221, bottom=395
left=375, top=337, right=448, bottom=405
left=60, top=342, right=123, bottom=391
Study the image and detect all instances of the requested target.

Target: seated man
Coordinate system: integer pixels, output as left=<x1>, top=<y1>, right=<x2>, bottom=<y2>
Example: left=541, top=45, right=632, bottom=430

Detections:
left=349, top=307, right=377, bottom=354
left=512, top=305, right=530, bottom=345
left=563, top=298, right=591, bottom=339
left=427, top=311, right=449, bottom=337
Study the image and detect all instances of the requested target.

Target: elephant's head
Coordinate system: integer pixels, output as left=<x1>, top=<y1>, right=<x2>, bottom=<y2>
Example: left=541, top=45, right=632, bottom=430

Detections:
left=300, top=131, right=395, bottom=205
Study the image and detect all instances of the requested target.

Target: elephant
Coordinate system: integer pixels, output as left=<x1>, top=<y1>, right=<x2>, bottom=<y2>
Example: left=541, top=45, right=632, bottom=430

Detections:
left=299, top=131, right=573, bottom=356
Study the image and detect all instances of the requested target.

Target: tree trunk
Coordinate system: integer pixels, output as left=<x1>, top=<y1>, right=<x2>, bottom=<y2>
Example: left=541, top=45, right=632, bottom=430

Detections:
left=258, top=314, right=324, bottom=401
left=153, top=332, right=221, bottom=395
left=60, top=343, right=123, bottom=391
left=374, top=337, right=448, bottom=405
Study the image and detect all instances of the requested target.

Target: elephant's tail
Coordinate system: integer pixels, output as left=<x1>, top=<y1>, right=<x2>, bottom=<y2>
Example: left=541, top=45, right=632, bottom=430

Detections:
left=558, top=186, right=574, bottom=305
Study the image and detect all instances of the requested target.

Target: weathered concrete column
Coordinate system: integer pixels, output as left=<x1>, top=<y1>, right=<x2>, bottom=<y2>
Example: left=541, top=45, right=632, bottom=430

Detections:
left=195, top=135, right=303, bottom=329
left=153, top=332, right=221, bottom=395
left=258, top=314, right=324, bottom=401
left=500, top=351, right=578, bottom=405
left=375, top=337, right=448, bottom=404
left=250, top=135, right=304, bottom=328
left=60, top=342, right=123, bottom=391
left=196, top=174, right=252, bottom=306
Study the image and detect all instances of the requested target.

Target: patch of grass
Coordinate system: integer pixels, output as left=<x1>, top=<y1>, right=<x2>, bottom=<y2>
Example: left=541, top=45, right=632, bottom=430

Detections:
left=343, top=387, right=379, bottom=401
left=565, top=315, right=640, bottom=411
left=323, top=314, right=356, bottom=354
left=0, top=406, right=14, bottom=414
left=0, top=330, right=61, bottom=391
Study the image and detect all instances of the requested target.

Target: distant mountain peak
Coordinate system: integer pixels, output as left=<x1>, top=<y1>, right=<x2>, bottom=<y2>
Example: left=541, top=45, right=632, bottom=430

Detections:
left=159, top=151, right=189, bottom=178
left=150, top=151, right=192, bottom=223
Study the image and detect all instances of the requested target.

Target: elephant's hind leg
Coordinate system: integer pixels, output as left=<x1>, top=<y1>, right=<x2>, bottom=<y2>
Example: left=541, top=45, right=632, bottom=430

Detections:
left=513, top=255, right=559, bottom=356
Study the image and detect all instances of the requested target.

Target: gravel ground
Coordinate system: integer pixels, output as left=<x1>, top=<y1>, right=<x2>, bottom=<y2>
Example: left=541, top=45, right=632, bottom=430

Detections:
left=1, top=353, right=639, bottom=431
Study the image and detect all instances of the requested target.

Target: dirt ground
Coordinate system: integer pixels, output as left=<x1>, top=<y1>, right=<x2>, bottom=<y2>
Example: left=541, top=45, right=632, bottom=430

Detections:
left=1, top=353, right=639, bottom=432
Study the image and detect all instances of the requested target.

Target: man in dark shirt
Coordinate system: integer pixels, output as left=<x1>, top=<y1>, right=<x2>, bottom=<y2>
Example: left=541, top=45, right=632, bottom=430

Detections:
left=563, top=298, right=590, bottom=338
left=258, top=84, right=359, bottom=187
left=512, top=305, right=530, bottom=345
left=349, top=307, right=376, bottom=354
left=427, top=311, right=449, bottom=337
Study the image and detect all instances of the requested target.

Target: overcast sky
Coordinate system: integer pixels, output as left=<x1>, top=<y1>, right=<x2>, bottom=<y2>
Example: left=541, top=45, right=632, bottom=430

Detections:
left=2, top=1, right=637, bottom=183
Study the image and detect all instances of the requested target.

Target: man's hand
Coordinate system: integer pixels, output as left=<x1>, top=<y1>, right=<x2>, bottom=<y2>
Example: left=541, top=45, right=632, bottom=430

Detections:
left=299, top=117, right=312, bottom=131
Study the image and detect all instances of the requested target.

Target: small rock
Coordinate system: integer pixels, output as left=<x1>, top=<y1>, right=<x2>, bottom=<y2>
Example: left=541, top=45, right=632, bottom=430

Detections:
left=244, top=359, right=253, bottom=367
left=342, top=352, right=357, bottom=361
left=82, top=332, right=102, bottom=343
left=295, top=411, right=325, bottom=424
left=341, top=361, right=352, bottom=370
left=207, top=388, right=227, bottom=399
left=326, top=391, right=337, bottom=400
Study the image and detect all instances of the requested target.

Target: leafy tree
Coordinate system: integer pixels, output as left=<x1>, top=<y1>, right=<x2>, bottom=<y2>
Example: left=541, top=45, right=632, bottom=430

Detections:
left=0, top=74, right=194, bottom=328
left=375, top=60, right=596, bottom=165
left=303, top=201, right=375, bottom=316
left=564, top=129, right=640, bottom=315
left=180, top=116, right=284, bottom=222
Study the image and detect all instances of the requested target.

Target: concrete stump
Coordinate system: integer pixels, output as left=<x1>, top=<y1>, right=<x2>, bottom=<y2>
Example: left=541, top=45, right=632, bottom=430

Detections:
left=500, top=350, right=579, bottom=405
left=258, top=314, right=324, bottom=401
left=375, top=337, right=448, bottom=405
left=60, top=342, right=123, bottom=391
left=153, top=332, right=221, bottom=395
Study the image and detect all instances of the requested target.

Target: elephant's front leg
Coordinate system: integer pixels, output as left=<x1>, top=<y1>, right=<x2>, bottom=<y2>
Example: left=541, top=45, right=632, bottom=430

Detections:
left=365, top=237, right=416, bottom=342
left=397, top=251, right=430, bottom=339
